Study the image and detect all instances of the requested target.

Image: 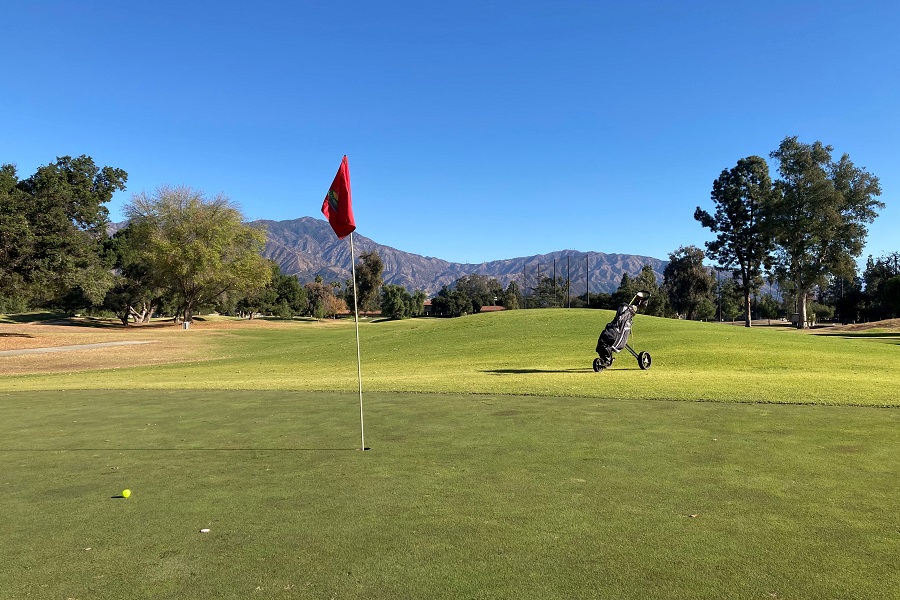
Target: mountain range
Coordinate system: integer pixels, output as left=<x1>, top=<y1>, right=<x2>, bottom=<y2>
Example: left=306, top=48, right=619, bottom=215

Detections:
left=254, top=217, right=667, bottom=296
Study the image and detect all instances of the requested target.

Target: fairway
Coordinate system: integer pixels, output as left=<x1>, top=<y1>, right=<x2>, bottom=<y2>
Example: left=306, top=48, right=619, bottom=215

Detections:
left=1, top=312, right=899, bottom=598
left=2, top=310, right=899, bottom=406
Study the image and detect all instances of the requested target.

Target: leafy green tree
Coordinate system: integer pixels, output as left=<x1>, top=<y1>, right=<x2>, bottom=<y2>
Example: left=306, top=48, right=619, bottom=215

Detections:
left=532, top=276, right=567, bottom=308
left=353, top=251, right=384, bottom=314
left=632, top=264, right=668, bottom=316
left=1, top=156, right=127, bottom=309
left=0, top=164, right=34, bottom=309
left=381, top=284, right=412, bottom=319
left=123, top=185, right=271, bottom=322
left=234, top=263, right=279, bottom=319
left=581, top=291, right=613, bottom=310
left=432, top=285, right=471, bottom=317
left=768, top=137, right=884, bottom=328
left=807, top=301, right=835, bottom=326
left=881, top=276, right=900, bottom=319
left=611, top=273, right=637, bottom=307
left=411, top=290, right=427, bottom=316
left=455, top=274, right=503, bottom=313
left=102, top=222, right=171, bottom=325
left=273, top=269, right=308, bottom=318
left=663, top=245, right=716, bottom=320
left=861, top=253, right=900, bottom=321
left=503, top=280, right=521, bottom=310
left=305, top=280, right=330, bottom=319
left=756, top=292, right=781, bottom=323
left=716, top=275, right=743, bottom=322
left=695, top=156, right=774, bottom=327
left=822, top=274, right=863, bottom=324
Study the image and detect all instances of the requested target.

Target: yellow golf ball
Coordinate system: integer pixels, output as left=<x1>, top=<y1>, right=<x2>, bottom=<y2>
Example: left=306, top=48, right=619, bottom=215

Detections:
left=122, top=489, right=131, bottom=498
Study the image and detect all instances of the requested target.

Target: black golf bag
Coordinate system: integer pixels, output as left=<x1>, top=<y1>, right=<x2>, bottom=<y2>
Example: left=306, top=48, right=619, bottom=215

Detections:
left=596, top=304, right=637, bottom=355
left=593, top=291, right=652, bottom=372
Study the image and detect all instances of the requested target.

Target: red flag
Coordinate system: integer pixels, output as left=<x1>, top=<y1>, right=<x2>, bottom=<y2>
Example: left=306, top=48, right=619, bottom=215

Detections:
left=321, top=155, right=356, bottom=239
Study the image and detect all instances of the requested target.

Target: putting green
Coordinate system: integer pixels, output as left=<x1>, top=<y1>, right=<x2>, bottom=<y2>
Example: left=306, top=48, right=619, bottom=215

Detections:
left=2, top=389, right=898, bottom=599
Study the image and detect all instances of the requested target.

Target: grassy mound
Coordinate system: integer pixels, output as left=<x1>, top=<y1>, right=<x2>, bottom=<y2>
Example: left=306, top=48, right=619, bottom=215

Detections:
left=3, top=309, right=898, bottom=406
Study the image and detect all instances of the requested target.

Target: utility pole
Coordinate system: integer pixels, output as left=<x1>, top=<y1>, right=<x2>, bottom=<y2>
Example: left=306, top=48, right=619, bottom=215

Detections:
left=553, top=259, right=557, bottom=307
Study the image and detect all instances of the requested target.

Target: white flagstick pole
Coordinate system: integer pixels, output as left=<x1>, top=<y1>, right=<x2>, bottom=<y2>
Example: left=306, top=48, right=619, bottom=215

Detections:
left=349, top=231, right=366, bottom=450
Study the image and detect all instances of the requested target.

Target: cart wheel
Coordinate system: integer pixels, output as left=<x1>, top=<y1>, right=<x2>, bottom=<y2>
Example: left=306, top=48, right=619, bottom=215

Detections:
left=592, top=357, right=603, bottom=372
left=638, top=351, right=652, bottom=370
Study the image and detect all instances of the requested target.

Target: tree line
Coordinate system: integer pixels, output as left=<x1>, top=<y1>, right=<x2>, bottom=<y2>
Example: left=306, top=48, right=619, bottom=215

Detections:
left=421, top=136, right=892, bottom=327
left=2, top=142, right=894, bottom=326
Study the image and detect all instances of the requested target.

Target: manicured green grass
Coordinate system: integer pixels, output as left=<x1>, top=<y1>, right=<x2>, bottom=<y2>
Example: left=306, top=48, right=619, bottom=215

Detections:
left=1, top=390, right=898, bottom=599
left=2, top=311, right=898, bottom=597
left=4, top=310, right=898, bottom=406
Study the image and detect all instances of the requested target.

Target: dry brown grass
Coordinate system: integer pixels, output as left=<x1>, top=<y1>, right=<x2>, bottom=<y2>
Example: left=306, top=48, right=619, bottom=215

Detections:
left=829, top=318, right=900, bottom=332
left=0, top=316, right=300, bottom=376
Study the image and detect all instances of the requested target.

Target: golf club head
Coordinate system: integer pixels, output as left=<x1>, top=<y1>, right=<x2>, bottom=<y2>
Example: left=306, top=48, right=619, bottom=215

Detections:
left=631, top=290, right=652, bottom=306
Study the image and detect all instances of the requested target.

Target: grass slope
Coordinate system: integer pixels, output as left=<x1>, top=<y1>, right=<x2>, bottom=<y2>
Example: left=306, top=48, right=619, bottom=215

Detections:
left=3, top=310, right=898, bottom=406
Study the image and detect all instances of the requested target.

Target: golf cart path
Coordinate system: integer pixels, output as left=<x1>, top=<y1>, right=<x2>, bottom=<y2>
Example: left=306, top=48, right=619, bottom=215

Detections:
left=0, top=340, right=156, bottom=356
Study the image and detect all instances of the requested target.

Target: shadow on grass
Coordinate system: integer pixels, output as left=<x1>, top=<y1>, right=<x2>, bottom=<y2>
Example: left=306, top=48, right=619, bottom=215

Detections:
left=0, top=312, right=68, bottom=324
left=484, top=368, right=595, bottom=374
left=816, top=331, right=900, bottom=340
left=0, top=447, right=360, bottom=452
left=0, top=333, right=34, bottom=339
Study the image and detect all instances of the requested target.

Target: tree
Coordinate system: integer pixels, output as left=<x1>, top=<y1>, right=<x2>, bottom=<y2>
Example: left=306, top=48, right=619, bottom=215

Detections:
left=305, top=281, right=328, bottom=319
left=768, top=137, right=884, bottom=328
left=455, top=274, right=504, bottom=313
left=123, top=185, right=271, bottom=322
left=432, top=285, right=471, bottom=317
left=323, top=293, right=348, bottom=319
left=822, top=273, right=863, bottom=324
left=757, top=292, right=781, bottom=324
left=1, top=156, right=127, bottom=309
left=411, top=290, right=427, bottom=316
left=634, top=264, right=667, bottom=317
left=663, top=246, right=716, bottom=320
left=272, top=269, right=308, bottom=318
left=102, top=222, right=170, bottom=325
left=861, top=253, right=900, bottom=321
left=716, top=275, right=743, bottom=322
left=502, top=280, right=521, bottom=310
left=881, top=276, right=900, bottom=319
left=532, top=276, right=567, bottom=308
left=611, top=273, right=637, bottom=307
left=695, top=156, right=774, bottom=327
left=381, top=284, right=412, bottom=319
left=0, top=164, right=34, bottom=310
left=353, top=251, right=384, bottom=314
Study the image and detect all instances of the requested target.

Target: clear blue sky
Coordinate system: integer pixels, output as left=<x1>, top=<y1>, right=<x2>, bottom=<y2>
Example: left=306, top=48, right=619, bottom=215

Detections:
left=3, top=0, right=897, bottom=266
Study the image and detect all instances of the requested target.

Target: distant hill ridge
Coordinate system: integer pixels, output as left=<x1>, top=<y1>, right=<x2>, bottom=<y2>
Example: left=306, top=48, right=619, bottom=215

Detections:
left=254, top=217, right=666, bottom=296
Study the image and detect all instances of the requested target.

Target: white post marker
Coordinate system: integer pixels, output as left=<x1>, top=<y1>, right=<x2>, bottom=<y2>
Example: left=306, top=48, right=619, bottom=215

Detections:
left=349, top=232, right=366, bottom=451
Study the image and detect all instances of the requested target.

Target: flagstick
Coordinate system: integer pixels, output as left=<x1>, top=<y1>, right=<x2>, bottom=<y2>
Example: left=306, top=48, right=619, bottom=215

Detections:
left=349, top=232, right=366, bottom=450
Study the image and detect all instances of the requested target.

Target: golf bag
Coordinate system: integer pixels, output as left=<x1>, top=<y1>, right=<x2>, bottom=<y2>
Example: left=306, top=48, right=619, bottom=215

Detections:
left=593, top=291, right=652, bottom=372
left=596, top=304, right=637, bottom=355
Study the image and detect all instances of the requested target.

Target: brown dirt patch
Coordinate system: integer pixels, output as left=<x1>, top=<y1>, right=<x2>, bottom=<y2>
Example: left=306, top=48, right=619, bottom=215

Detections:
left=0, top=318, right=243, bottom=375
left=0, top=316, right=338, bottom=376
left=828, top=318, right=900, bottom=332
